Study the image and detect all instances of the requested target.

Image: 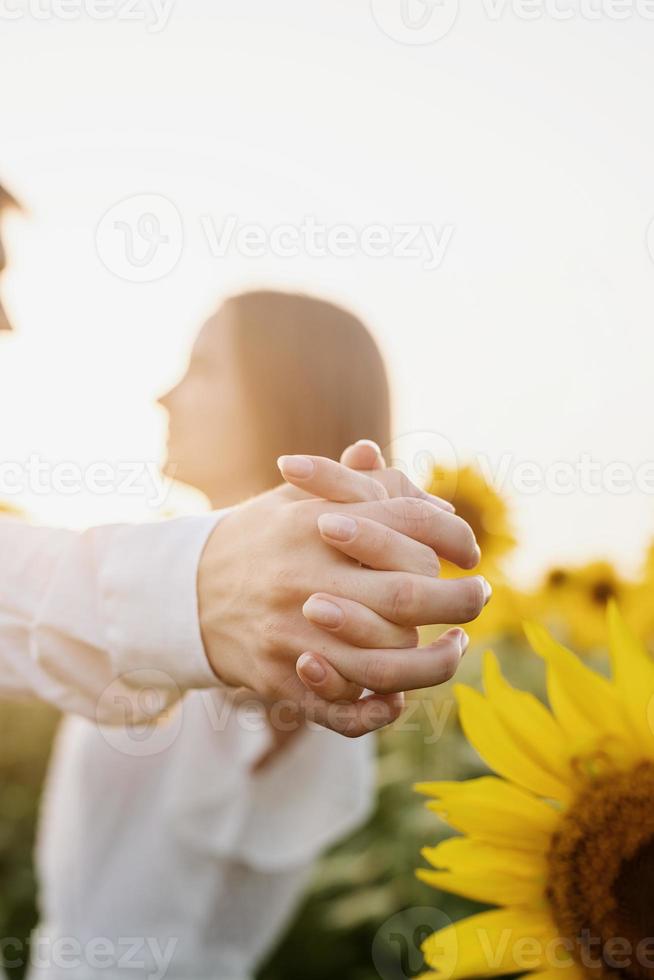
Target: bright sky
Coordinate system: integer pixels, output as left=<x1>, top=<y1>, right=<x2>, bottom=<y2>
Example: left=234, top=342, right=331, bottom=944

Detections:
left=1, top=0, right=654, bottom=583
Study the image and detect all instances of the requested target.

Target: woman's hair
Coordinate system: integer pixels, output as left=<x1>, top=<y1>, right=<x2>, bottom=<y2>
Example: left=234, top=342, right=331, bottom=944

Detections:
left=226, top=290, right=392, bottom=490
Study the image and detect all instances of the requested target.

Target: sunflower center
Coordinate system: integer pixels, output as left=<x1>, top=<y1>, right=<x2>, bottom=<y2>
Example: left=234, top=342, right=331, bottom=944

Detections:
left=591, top=579, right=617, bottom=606
left=547, top=762, right=654, bottom=980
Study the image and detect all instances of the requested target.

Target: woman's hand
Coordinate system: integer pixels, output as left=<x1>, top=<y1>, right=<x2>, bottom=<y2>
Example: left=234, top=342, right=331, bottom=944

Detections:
left=278, top=442, right=490, bottom=706
left=198, top=453, right=487, bottom=737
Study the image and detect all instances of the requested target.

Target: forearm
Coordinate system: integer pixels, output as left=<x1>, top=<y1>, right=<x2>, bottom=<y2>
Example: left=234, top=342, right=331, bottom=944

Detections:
left=0, top=515, right=223, bottom=720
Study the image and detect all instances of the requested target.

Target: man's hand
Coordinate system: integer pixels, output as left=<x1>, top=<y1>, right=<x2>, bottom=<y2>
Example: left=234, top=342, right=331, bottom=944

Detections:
left=198, top=452, right=489, bottom=737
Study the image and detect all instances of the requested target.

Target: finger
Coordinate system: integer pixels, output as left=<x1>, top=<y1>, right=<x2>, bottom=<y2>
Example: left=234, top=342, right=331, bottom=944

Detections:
left=278, top=454, right=455, bottom=511
left=304, top=628, right=469, bottom=697
left=296, top=651, right=364, bottom=702
left=340, top=439, right=386, bottom=471
left=278, top=455, right=389, bottom=503
left=321, top=497, right=478, bottom=570
left=329, top=568, right=491, bottom=627
left=300, top=689, right=406, bottom=737
left=303, top=593, right=419, bottom=648
left=317, top=513, right=440, bottom=576
left=374, top=467, right=455, bottom=513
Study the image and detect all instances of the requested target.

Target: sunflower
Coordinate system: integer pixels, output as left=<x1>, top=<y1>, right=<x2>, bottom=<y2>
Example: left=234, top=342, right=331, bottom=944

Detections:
left=425, top=465, right=516, bottom=579
left=627, top=545, right=654, bottom=650
left=533, top=561, right=634, bottom=653
left=415, top=603, right=654, bottom=980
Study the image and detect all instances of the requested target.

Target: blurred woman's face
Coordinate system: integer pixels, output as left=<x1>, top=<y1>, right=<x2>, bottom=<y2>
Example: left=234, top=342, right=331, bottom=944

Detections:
left=158, top=306, right=262, bottom=506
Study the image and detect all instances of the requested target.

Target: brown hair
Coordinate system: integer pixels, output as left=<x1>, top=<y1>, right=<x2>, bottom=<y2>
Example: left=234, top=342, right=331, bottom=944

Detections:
left=226, top=290, right=392, bottom=490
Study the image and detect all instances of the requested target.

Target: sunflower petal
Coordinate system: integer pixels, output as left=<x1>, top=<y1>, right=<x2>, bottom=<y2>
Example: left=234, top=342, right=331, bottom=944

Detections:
left=416, top=867, right=545, bottom=907
left=422, top=837, right=546, bottom=878
left=482, top=652, right=570, bottom=781
left=607, top=601, right=654, bottom=750
left=421, top=908, right=562, bottom=978
left=525, top=968, right=586, bottom=980
left=456, top=684, right=572, bottom=802
left=415, top=777, right=559, bottom=851
left=524, top=621, right=632, bottom=752
left=418, top=837, right=547, bottom=906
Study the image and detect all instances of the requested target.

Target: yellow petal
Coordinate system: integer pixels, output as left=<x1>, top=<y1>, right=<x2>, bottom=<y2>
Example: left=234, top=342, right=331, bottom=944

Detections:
left=524, top=621, right=634, bottom=754
left=525, top=968, right=586, bottom=980
left=416, top=867, right=545, bottom=907
left=422, top=908, right=562, bottom=979
left=607, top=601, right=654, bottom=750
left=422, top=837, right=546, bottom=879
left=456, top=685, right=572, bottom=802
left=415, top=777, right=559, bottom=851
left=482, top=652, right=571, bottom=782
left=418, top=838, right=546, bottom=906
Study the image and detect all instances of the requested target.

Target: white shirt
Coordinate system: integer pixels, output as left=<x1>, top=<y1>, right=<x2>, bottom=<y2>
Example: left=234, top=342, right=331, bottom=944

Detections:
left=0, top=512, right=375, bottom=979
left=30, top=692, right=375, bottom=980
left=0, top=514, right=222, bottom=718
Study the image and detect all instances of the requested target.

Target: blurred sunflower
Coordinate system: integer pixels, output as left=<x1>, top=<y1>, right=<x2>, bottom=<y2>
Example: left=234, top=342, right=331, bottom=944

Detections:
left=534, top=560, right=634, bottom=653
left=426, top=465, right=516, bottom=579
left=627, top=544, right=654, bottom=650
left=415, top=603, right=654, bottom=980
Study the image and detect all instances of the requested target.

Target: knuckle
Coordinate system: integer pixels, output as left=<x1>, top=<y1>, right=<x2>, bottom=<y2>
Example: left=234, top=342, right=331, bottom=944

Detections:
left=383, top=467, right=409, bottom=497
left=396, top=496, right=435, bottom=534
left=388, top=576, right=417, bottom=624
left=366, top=523, right=396, bottom=564
left=421, top=546, right=441, bottom=577
left=398, top=626, right=420, bottom=649
left=363, top=655, right=397, bottom=693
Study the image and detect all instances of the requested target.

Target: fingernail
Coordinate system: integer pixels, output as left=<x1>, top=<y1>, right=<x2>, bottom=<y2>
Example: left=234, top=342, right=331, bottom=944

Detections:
left=303, top=596, right=345, bottom=629
left=318, top=513, right=358, bottom=542
left=356, top=439, right=382, bottom=454
left=451, top=628, right=470, bottom=655
left=472, top=543, right=482, bottom=567
left=277, top=455, right=315, bottom=479
left=478, top=576, right=492, bottom=604
left=297, top=653, right=327, bottom=684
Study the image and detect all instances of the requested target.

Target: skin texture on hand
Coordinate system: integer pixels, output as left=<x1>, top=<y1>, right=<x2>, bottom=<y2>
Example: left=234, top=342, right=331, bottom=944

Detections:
left=279, top=445, right=489, bottom=705
left=198, top=443, right=490, bottom=737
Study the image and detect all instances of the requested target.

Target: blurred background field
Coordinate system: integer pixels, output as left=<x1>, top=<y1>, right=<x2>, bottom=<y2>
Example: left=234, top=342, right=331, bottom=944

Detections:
left=3, top=466, right=653, bottom=979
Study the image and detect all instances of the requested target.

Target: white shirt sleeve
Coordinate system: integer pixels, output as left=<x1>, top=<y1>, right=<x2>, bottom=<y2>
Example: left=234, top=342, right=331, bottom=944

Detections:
left=0, top=514, right=223, bottom=722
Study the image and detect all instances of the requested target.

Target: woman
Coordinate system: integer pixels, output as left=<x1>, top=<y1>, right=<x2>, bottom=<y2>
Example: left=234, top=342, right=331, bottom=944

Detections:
left=30, top=291, right=395, bottom=980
